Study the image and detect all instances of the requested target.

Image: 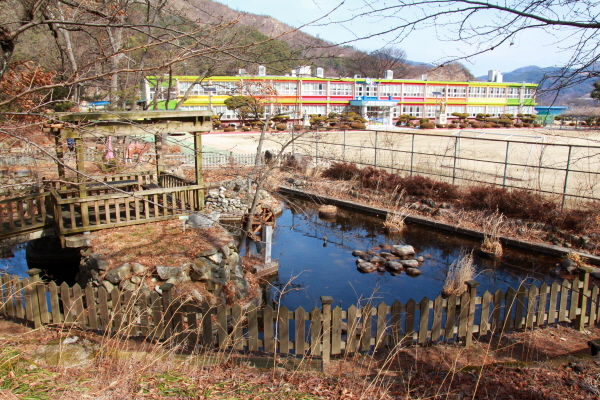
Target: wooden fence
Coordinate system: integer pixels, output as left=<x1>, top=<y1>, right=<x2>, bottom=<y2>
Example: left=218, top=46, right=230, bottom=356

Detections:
left=0, top=192, right=51, bottom=240
left=1, top=268, right=598, bottom=358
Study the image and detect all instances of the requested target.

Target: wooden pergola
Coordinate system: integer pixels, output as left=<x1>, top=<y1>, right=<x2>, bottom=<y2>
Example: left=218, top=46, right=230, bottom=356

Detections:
left=42, top=110, right=213, bottom=244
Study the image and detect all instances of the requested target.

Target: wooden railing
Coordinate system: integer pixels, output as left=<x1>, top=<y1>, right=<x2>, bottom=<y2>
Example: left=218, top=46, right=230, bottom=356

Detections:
left=159, top=172, right=195, bottom=188
left=1, top=268, right=597, bottom=358
left=49, top=184, right=205, bottom=237
left=0, top=192, right=52, bottom=240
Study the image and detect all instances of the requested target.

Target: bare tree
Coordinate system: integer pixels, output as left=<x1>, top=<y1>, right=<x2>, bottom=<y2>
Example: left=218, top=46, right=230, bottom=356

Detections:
left=346, top=47, right=409, bottom=78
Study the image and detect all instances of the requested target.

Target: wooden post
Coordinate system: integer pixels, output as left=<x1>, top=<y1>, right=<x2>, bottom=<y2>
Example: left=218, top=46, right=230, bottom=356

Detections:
left=320, top=296, right=333, bottom=364
left=26, top=269, right=42, bottom=328
left=160, top=283, right=174, bottom=339
left=263, top=225, right=273, bottom=264
left=576, top=266, right=593, bottom=331
left=54, top=130, right=66, bottom=179
left=465, top=280, right=480, bottom=347
left=155, top=133, right=165, bottom=177
left=193, top=132, right=203, bottom=185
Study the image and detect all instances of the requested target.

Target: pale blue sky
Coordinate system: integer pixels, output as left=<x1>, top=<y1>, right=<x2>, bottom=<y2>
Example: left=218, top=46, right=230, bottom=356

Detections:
left=217, top=0, right=575, bottom=77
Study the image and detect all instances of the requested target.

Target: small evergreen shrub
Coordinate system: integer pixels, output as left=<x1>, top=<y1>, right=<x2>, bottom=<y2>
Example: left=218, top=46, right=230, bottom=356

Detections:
left=224, top=126, right=235, bottom=132
left=436, top=124, right=446, bottom=128
left=514, top=123, right=523, bottom=128
left=242, top=126, right=251, bottom=131
left=483, top=124, right=492, bottom=128
left=420, top=118, right=430, bottom=124
left=459, top=123, right=468, bottom=129
left=293, top=125, right=304, bottom=131
left=419, top=122, right=435, bottom=129
left=275, top=123, right=286, bottom=131
left=470, top=122, right=481, bottom=128
left=350, top=122, right=366, bottom=130
left=448, top=123, right=457, bottom=129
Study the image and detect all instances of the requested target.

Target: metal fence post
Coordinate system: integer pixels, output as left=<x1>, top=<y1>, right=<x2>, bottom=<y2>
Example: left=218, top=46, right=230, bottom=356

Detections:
left=502, top=141, right=510, bottom=187
left=452, top=136, right=459, bottom=185
left=562, top=145, right=572, bottom=210
left=315, top=128, right=319, bottom=167
left=291, top=129, right=295, bottom=155
left=410, top=133, right=415, bottom=176
left=343, top=130, right=346, bottom=161
left=374, top=130, right=378, bottom=168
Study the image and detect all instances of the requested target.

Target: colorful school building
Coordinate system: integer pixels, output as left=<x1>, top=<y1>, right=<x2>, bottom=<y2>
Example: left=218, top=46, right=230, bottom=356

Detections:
left=142, top=66, right=537, bottom=125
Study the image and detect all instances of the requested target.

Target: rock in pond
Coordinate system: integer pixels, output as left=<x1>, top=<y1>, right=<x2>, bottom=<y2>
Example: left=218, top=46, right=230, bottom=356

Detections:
left=391, top=245, right=415, bottom=257
left=369, top=255, right=386, bottom=264
left=386, top=261, right=404, bottom=272
left=357, top=262, right=377, bottom=273
left=352, top=250, right=369, bottom=259
left=405, top=267, right=422, bottom=277
left=400, top=259, right=419, bottom=268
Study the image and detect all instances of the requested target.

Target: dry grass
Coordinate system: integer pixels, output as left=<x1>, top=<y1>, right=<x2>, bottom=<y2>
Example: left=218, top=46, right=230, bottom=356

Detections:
left=442, top=250, right=475, bottom=297
left=479, top=212, right=504, bottom=258
left=383, top=212, right=406, bottom=233
left=91, top=219, right=232, bottom=270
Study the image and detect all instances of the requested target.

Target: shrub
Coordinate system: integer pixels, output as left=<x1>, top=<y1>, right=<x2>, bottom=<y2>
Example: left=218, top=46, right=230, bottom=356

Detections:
left=534, top=123, right=542, bottom=127
left=419, top=118, right=430, bottom=124
left=420, top=122, right=435, bottom=129
left=483, top=123, right=492, bottom=128
left=436, top=124, right=446, bottom=128
left=448, top=123, right=457, bottom=129
left=459, top=123, right=468, bottom=129
left=293, top=125, right=305, bottom=131
left=470, top=122, right=481, bottom=129
left=514, top=123, right=523, bottom=128
left=400, top=175, right=460, bottom=200
left=492, top=123, right=502, bottom=128
left=442, top=250, right=475, bottom=297
left=350, top=122, right=366, bottom=130
left=223, top=126, right=235, bottom=132
left=275, top=123, right=286, bottom=131
left=322, top=162, right=362, bottom=181
left=241, top=126, right=251, bottom=131
left=53, top=101, right=73, bottom=112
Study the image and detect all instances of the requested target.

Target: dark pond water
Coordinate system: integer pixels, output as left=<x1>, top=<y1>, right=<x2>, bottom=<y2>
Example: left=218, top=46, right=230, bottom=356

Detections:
left=265, top=199, right=562, bottom=311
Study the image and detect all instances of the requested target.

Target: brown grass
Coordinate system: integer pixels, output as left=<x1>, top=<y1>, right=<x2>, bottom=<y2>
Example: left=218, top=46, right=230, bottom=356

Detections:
left=442, top=250, right=475, bottom=297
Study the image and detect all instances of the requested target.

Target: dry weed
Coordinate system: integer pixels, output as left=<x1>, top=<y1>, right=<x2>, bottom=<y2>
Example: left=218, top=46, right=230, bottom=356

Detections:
left=442, top=250, right=475, bottom=297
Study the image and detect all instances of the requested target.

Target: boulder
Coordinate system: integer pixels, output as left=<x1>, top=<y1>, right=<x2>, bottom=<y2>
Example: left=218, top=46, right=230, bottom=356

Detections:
left=104, top=263, right=131, bottom=284
left=131, top=263, right=147, bottom=275
left=89, top=255, right=109, bottom=271
left=101, top=280, right=114, bottom=293
left=130, top=276, right=142, bottom=284
left=357, top=262, right=377, bottom=273
left=391, top=245, right=415, bottom=257
left=369, top=256, right=386, bottom=264
left=415, top=256, right=425, bottom=263
left=352, top=250, right=369, bottom=259
left=191, top=258, right=219, bottom=281
left=156, top=266, right=183, bottom=280
left=119, top=279, right=137, bottom=291
left=400, top=259, right=419, bottom=268
left=386, top=261, right=404, bottom=272
left=405, top=268, right=422, bottom=277
left=561, top=259, right=578, bottom=274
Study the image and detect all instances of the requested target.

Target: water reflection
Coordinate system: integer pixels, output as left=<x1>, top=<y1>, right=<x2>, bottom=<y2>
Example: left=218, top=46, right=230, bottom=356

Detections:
left=268, top=199, right=561, bottom=310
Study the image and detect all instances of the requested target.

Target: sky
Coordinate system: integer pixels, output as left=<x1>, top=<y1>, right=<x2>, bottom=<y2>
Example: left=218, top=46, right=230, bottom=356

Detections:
left=216, top=0, right=578, bottom=77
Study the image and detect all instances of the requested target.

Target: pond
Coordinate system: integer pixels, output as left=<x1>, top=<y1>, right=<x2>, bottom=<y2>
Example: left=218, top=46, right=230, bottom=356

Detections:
left=266, top=198, right=562, bottom=311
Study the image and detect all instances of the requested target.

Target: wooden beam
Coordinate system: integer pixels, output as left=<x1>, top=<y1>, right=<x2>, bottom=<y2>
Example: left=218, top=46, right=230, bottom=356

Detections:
left=55, top=110, right=212, bottom=122
left=53, top=129, right=66, bottom=179
left=60, top=120, right=211, bottom=138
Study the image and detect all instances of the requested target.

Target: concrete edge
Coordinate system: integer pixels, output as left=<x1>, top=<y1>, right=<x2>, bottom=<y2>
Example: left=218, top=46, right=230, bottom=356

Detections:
left=278, top=185, right=600, bottom=266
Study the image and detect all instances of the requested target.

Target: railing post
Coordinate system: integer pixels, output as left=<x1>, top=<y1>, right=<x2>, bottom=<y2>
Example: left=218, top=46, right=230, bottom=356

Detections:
left=410, top=133, right=415, bottom=176
left=343, top=130, right=346, bottom=161
left=562, top=145, right=572, bottom=210
left=576, top=266, right=592, bottom=331
left=315, top=128, right=319, bottom=167
left=320, top=296, right=333, bottom=364
left=502, top=141, right=510, bottom=187
left=26, top=269, right=42, bottom=328
left=465, top=280, right=480, bottom=347
left=374, top=130, right=378, bottom=168
left=452, top=136, right=459, bottom=185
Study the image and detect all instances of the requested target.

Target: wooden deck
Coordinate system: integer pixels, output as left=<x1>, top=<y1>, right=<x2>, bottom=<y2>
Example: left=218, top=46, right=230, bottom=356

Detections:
left=1, top=172, right=204, bottom=245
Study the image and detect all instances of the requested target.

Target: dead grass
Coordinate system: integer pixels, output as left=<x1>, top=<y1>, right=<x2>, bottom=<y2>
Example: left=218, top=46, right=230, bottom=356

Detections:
left=92, top=219, right=232, bottom=270
left=442, top=250, right=475, bottom=297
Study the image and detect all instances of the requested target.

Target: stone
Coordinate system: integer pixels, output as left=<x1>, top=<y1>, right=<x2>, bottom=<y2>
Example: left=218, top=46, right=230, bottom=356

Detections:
left=386, top=261, right=404, bottom=272
left=561, top=259, right=578, bottom=274
left=207, top=252, right=223, bottom=264
left=379, top=252, right=394, bottom=259
left=102, top=280, right=114, bottom=292
left=131, top=263, right=147, bottom=275
left=357, top=262, right=377, bottom=273
left=391, top=245, right=415, bottom=257
left=400, top=259, right=419, bottom=268
left=226, top=252, right=240, bottom=267
left=119, top=279, right=137, bottom=291
left=415, top=256, right=425, bottom=262
left=405, top=268, right=422, bottom=277
left=196, top=248, right=218, bottom=257
left=191, top=258, right=218, bottom=281
left=186, top=212, right=220, bottom=229
left=352, top=250, right=368, bottom=259
left=104, top=263, right=131, bottom=284
left=230, top=263, right=244, bottom=279
left=130, top=276, right=142, bottom=284
left=89, top=255, right=109, bottom=271
left=369, top=256, right=386, bottom=264
left=65, top=235, right=92, bottom=248
left=156, top=266, right=183, bottom=280
left=433, top=208, right=454, bottom=218
left=220, top=245, right=230, bottom=258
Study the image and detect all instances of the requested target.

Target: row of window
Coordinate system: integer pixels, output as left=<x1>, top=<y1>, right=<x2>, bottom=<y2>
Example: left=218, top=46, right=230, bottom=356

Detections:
left=173, top=81, right=535, bottom=99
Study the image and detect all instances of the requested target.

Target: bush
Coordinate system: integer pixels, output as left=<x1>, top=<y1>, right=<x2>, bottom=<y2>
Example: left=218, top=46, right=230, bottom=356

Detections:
left=419, top=122, right=435, bottom=129
left=470, top=122, right=481, bottom=128
left=322, top=162, right=362, bottom=180
left=241, top=126, right=251, bottom=131
left=459, top=123, right=468, bottom=129
left=514, top=123, right=523, bottom=128
left=463, top=186, right=557, bottom=221
left=448, top=123, right=457, bottom=129
left=534, top=123, right=542, bottom=127
left=492, top=123, right=502, bottom=128
left=293, top=125, right=305, bottom=131
left=483, top=124, right=492, bottom=128
left=436, top=124, right=446, bottom=128
left=223, top=126, right=235, bottom=132
left=350, top=122, right=366, bottom=130
left=419, top=118, right=430, bottom=124
left=275, top=123, right=286, bottom=131
left=569, top=122, right=576, bottom=126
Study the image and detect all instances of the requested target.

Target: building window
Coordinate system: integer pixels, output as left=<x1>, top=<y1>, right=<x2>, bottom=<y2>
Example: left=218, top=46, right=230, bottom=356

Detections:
left=304, top=105, right=327, bottom=115
left=425, top=106, right=437, bottom=118
left=391, top=106, right=400, bottom=118
left=523, top=88, right=535, bottom=99
left=302, top=82, right=327, bottom=96
left=487, top=106, right=504, bottom=116
left=507, top=87, right=520, bottom=98
left=329, top=83, right=353, bottom=96
left=505, top=106, right=519, bottom=115
left=426, top=86, right=445, bottom=97
left=488, top=87, right=506, bottom=98
left=379, top=84, right=402, bottom=96
left=446, top=86, right=467, bottom=98
left=402, top=105, right=422, bottom=117
left=446, top=105, right=466, bottom=116
left=273, top=104, right=300, bottom=118
left=403, top=84, right=425, bottom=97
left=215, top=81, right=238, bottom=95
left=273, top=81, right=298, bottom=96
left=467, top=106, right=485, bottom=117
left=356, top=84, right=377, bottom=97
left=212, top=106, right=237, bottom=120
left=330, top=105, right=349, bottom=114
left=521, top=106, right=534, bottom=114
left=468, top=87, right=486, bottom=98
